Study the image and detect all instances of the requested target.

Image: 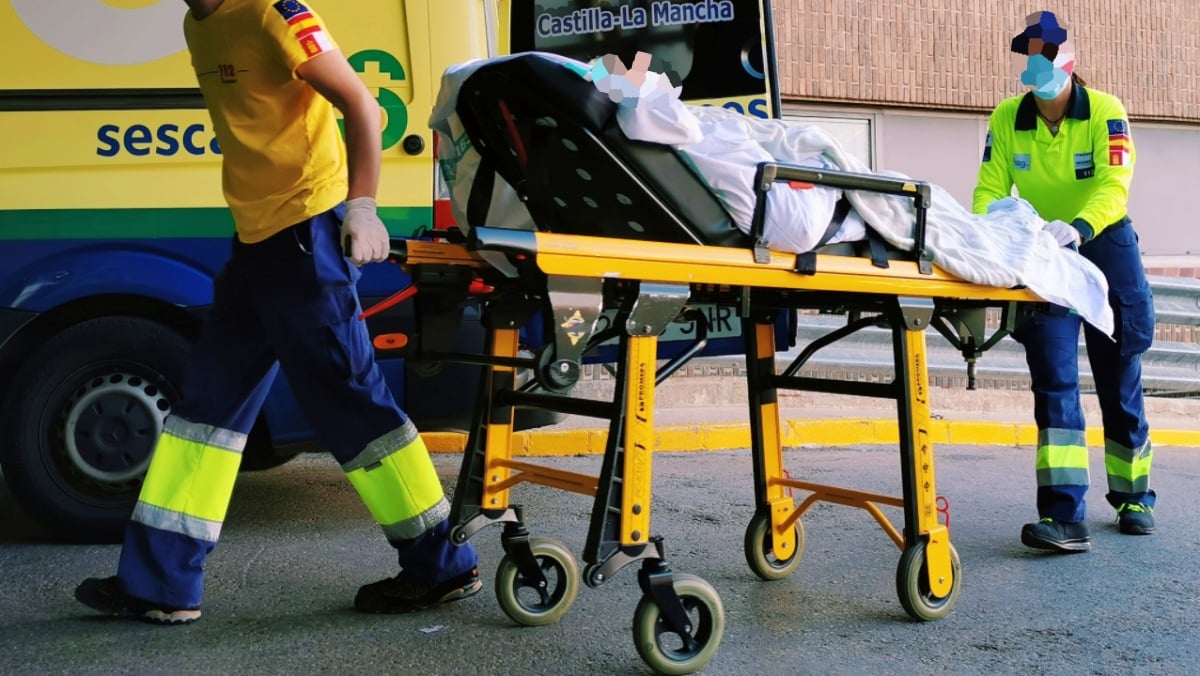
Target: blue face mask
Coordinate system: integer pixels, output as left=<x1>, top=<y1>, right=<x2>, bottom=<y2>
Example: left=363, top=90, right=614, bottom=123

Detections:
left=1020, top=54, right=1071, bottom=99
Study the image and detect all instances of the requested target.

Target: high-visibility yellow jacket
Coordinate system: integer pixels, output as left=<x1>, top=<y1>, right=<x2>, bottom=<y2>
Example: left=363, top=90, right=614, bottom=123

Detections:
left=973, top=84, right=1135, bottom=243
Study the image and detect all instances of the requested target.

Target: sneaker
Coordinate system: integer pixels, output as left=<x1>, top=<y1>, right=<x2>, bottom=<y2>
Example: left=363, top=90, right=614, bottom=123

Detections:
left=354, top=567, right=482, bottom=614
left=1116, top=503, right=1156, bottom=535
left=75, top=577, right=201, bottom=625
left=1020, top=518, right=1091, bottom=553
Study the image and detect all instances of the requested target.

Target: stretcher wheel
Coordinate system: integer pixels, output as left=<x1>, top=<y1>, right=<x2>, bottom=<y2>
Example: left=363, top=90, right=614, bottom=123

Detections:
left=534, top=344, right=579, bottom=393
left=494, top=537, right=580, bottom=626
left=895, top=542, right=961, bottom=622
left=743, top=512, right=805, bottom=581
left=632, top=573, right=725, bottom=675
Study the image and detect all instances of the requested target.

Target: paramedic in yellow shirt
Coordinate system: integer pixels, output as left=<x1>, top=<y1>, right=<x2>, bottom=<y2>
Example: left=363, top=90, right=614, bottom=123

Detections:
left=75, top=0, right=480, bottom=623
left=973, top=11, right=1156, bottom=554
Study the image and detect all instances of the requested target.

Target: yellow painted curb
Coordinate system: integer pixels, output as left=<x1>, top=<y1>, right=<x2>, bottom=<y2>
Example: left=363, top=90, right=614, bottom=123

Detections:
left=422, top=419, right=1200, bottom=454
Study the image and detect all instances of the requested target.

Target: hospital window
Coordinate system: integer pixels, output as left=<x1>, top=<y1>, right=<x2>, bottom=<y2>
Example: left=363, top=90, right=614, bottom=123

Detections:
left=781, top=112, right=875, bottom=170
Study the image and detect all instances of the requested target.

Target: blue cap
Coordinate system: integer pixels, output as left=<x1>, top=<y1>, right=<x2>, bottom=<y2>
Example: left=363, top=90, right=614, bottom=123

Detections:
left=1010, top=11, right=1068, bottom=55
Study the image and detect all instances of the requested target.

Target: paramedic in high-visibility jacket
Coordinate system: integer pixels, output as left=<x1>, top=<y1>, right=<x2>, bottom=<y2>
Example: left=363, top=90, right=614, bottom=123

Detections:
left=973, top=11, right=1157, bottom=554
left=74, top=0, right=480, bottom=623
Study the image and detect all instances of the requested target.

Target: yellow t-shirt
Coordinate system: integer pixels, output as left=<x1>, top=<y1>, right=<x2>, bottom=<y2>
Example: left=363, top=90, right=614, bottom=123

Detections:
left=184, top=0, right=348, bottom=243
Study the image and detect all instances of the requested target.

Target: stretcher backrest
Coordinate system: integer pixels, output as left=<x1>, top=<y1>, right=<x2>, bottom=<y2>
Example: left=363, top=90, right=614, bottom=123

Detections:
left=455, top=54, right=751, bottom=247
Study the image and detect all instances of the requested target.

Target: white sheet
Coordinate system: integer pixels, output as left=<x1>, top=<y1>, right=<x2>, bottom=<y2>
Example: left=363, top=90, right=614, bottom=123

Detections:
left=672, top=106, right=1113, bottom=335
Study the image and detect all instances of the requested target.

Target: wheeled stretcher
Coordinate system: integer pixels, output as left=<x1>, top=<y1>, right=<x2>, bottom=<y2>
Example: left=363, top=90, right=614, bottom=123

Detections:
left=380, top=54, right=1042, bottom=674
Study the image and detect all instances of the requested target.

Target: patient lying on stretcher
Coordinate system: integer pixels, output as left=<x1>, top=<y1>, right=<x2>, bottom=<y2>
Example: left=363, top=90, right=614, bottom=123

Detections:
left=429, top=52, right=1114, bottom=336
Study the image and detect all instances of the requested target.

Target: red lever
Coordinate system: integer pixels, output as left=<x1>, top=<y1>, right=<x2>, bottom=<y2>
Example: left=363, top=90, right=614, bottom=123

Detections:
left=468, top=278, right=494, bottom=295
left=359, top=285, right=417, bottom=320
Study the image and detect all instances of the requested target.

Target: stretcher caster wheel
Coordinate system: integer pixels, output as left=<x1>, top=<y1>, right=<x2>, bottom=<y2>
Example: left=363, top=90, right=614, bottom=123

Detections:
left=895, top=541, right=961, bottom=621
left=494, top=537, right=580, bottom=626
left=743, top=512, right=805, bottom=581
left=632, top=573, right=724, bottom=675
left=534, top=345, right=578, bottom=393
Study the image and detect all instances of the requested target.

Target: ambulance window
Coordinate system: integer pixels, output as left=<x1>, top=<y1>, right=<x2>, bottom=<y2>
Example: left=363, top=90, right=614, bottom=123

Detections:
left=509, top=0, right=771, bottom=104
left=782, top=112, right=875, bottom=170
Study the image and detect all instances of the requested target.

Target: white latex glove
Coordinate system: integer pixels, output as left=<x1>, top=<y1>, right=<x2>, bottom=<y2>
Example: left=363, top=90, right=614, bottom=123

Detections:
left=342, top=197, right=389, bottom=266
left=1044, top=219, right=1082, bottom=248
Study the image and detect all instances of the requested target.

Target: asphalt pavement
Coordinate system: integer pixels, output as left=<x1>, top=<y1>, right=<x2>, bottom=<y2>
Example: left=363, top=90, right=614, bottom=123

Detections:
left=2, top=385, right=1199, bottom=675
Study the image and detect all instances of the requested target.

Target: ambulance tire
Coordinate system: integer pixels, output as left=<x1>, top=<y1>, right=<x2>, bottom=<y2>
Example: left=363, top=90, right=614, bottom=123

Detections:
left=0, top=316, right=280, bottom=542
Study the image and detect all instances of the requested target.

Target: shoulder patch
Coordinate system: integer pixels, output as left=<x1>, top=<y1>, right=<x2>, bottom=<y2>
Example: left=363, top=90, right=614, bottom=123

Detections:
left=272, top=1, right=312, bottom=22
left=1107, top=119, right=1132, bottom=166
left=982, top=131, right=993, bottom=162
left=271, top=0, right=333, bottom=58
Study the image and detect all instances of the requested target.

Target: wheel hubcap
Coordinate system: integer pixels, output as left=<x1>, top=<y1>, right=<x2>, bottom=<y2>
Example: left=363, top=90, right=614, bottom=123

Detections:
left=63, top=373, right=170, bottom=483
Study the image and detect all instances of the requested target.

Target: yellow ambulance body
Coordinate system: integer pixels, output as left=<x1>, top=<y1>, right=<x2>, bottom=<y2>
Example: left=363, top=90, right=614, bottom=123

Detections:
left=0, top=0, right=499, bottom=540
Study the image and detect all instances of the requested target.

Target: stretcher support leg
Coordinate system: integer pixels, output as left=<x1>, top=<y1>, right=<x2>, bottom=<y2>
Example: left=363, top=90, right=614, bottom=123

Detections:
left=746, top=316, right=799, bottom=563
left=894, top=298, right=953, bottom=600
left=583, top=332, right=661, bottom=585
left=450, top=326, right=522, bottom=543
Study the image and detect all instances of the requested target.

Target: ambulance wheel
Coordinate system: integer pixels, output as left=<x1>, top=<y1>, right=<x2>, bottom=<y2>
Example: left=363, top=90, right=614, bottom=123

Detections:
left=743, top=512, right=804, bottom=581
left=494, top=537, right=580, bottom=626
left=0, top=316, right=187, bottom=542
left=895, top=541, right=961, bottom=621
left=632, top=573, right=724, bottom=675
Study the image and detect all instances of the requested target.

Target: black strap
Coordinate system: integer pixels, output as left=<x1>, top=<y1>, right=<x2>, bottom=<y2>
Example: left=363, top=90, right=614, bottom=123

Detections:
left=865, top=228, right=890, bottom=269
left=792, top=251, right=818, bottom=275
left=466, top=158, right=496, bottom=229
left=816, top=196, right=852, bottom=248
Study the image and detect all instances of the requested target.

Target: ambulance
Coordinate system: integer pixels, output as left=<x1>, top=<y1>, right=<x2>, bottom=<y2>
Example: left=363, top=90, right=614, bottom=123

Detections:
left=0, top=0, right=779, bottom=540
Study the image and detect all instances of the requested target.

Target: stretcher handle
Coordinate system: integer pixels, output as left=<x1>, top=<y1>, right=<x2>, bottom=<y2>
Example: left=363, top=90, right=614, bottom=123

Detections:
left=387, top=238, right=409, bottom=262
left=753, top=162, right=934, bottom=273
left=755, top=163, right=932, bottom=206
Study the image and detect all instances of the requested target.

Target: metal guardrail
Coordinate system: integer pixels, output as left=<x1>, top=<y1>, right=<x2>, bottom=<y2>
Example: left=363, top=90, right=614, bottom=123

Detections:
left=1149, top=276, right=1200, bottom=327
left=686, top=276, right=1200, bottom=398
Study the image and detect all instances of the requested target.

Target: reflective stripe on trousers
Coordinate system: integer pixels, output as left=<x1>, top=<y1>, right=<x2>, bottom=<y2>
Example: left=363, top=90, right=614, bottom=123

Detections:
left=119, top=416, right=249, bottom=609
left=116, top=209, right=475, bottom=610
left=343, top=422, right=451, bottom=542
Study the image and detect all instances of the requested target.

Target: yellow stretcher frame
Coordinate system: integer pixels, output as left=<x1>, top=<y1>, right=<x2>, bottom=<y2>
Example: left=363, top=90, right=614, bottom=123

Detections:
left=415, top=50, right=1050, bottom=673
left=392, top=225, right=1044, bottom=671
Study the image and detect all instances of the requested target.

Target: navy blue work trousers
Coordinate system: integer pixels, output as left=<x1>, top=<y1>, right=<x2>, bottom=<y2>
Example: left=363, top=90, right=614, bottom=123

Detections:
left=1013, top=218, right=1156, bottom=521
left=171, top=206, right=476, bottom=579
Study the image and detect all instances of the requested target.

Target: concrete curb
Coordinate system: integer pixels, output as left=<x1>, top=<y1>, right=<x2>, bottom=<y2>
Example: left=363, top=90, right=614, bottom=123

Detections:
left=420, top=379, right=1200, bottom=454
left=422, top=418, right=1200, bottom=455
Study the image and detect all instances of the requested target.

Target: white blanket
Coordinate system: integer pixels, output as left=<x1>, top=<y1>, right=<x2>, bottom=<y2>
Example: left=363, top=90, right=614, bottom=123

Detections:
left=429, top=52, right=1115, bottom=336
left=673, top=106, right=1113, bottom=335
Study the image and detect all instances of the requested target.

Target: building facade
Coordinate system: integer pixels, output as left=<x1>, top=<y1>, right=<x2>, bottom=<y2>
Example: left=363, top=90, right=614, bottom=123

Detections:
left=773, top=1, right=1200, bottom=265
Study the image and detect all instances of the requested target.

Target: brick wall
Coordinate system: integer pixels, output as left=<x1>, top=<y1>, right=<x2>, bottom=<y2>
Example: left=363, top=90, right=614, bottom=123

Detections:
left=774, top=1, right=1200, bottom=121
left=1145, top=266, right=1198, bottom=279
